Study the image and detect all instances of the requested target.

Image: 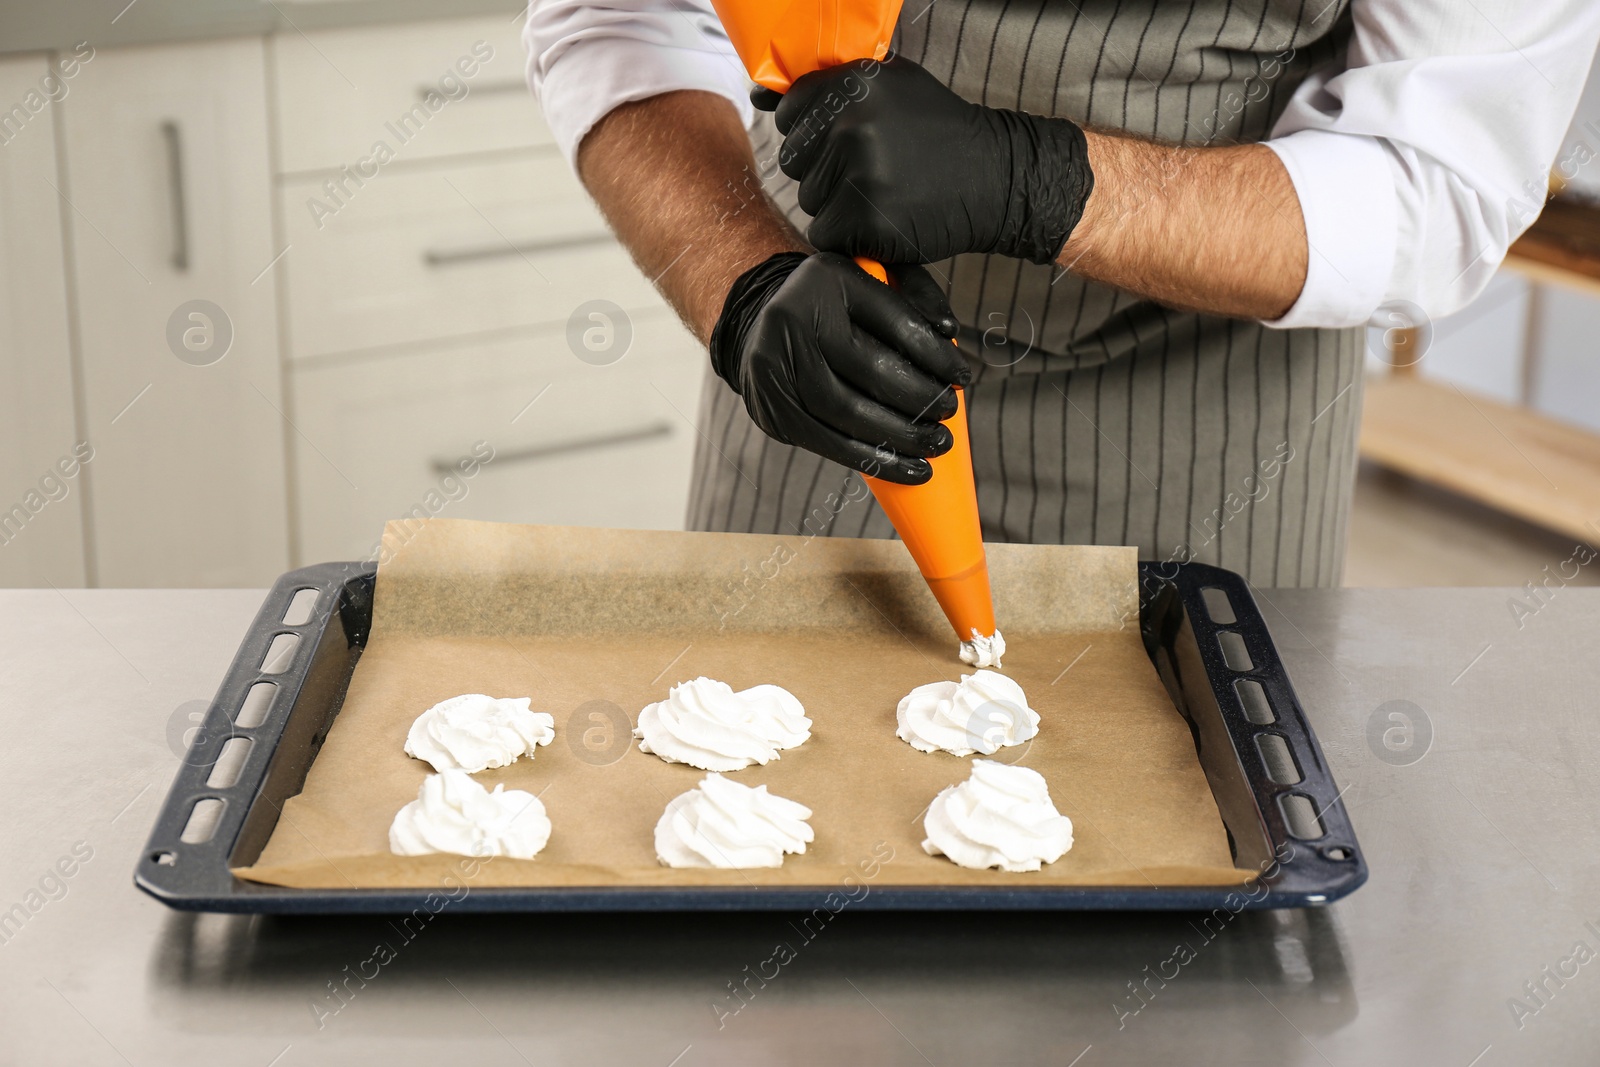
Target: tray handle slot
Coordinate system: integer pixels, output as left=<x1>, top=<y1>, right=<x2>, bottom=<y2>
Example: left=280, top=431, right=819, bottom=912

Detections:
left=1277, top=793, right=1325, bottom=840
left=259, top=633, right=301, bottom=674
left=281, top=588, right=321, bottom=626
left=235, top=682, right=278, bottom=729
left=1254, top=732, right=1302, bottom=785
left=205, top=738, right=254, bottom=789
left=1217, top=631, right=1254, bottom=672
left=179, top=798, right=226, bottom=844
left=1233, top=679, right=1275, bottom=724
left=1200, top=586, right=1237, bottom=624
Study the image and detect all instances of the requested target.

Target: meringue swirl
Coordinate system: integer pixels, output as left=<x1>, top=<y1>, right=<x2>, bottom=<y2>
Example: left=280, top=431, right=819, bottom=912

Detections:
left=389, top=770, right=552, bottom=859
left=921, top=760, right=1074, bottom=872
left=959, top=628, right=1007, bottom=669
left=634, top=677, right=811, bottom=771
left=654, top=773, right=814, bottom=868
left=404, top=694, right=555, bottom=773
left=896, top=669, right=1040, bottom=756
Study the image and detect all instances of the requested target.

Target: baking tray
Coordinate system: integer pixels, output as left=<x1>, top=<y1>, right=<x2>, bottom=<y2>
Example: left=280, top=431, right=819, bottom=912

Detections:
left=135, top=559, right=1366, bottom=912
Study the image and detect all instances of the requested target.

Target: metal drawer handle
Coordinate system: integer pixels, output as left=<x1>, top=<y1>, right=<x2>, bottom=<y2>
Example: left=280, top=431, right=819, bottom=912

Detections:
left=160, top=120, right=189, bottom=272
left=430, top=420, right=673, bottom=473
left=415, top=78, right=528, bottom=100
left=422, top=231, right=615, bottom=267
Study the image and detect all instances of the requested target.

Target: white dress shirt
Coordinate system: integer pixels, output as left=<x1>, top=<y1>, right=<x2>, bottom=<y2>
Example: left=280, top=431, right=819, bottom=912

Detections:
left=523, top=0, right=1600, bottom=329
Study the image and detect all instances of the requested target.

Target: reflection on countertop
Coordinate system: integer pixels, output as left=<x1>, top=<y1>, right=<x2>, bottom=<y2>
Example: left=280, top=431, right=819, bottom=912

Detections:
left=150, top=906, right=1356, bottom=1057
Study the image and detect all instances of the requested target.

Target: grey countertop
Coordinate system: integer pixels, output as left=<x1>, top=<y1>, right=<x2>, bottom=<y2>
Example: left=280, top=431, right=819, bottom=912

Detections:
left=3, top=584, right=1598, bottom=1064
left=0, top=0, right=521, bottom=56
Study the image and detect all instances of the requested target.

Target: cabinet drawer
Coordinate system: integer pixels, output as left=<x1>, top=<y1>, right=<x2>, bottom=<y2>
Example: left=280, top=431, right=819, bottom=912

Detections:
left=290, top=311, right=707, bottom=564
left=281, top=153, right=660, bottom=358
left=272, top=16, right=551, bottom=174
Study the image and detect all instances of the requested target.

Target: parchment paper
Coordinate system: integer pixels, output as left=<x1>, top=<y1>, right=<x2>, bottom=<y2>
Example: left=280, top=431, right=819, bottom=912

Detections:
left=236, top=519, right=1253, bottom=889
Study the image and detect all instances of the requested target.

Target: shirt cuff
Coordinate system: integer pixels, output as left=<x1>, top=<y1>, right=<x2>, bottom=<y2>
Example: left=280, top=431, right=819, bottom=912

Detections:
left=1262, top=129, right=1399, bottom=330
left=532, top=35, right=754, bottom=168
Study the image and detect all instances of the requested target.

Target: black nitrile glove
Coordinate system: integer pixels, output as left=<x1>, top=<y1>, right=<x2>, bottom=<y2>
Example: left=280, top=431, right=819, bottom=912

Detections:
left=709, top=251, right=969, bottom=485
left=751, top=54, right=1093, bottom=265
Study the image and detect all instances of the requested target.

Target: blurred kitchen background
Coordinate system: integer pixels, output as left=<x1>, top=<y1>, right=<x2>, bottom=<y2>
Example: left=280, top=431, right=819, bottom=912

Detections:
left=1, top=2, right=1597, bottom=589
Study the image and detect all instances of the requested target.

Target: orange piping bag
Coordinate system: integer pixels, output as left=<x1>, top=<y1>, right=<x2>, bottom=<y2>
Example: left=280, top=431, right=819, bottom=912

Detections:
left=707, top=0, right=1003, bottom=665
left=855, top=260, right=1000, bottom=666
left=711, top=0, right=900, bottom=93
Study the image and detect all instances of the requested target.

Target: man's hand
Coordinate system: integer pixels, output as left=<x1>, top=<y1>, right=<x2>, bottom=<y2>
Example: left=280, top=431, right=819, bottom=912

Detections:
left=755, top=54, right=1094, bottom=265
left=751, top=56, right=1310, bottom=321
left=709, top=252, right=968, bottom=485
left=576, top=91, right=975, bottom=482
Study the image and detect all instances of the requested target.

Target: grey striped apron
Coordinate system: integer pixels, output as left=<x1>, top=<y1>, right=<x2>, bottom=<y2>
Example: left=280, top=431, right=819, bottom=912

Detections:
left=686, top=0, right=1363, bottom=588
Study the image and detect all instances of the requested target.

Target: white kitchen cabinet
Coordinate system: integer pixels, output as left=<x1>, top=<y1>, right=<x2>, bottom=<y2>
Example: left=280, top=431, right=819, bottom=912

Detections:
left=271, top=16, right=550, bottom=175
left=279, top=152, right=660, bottom=359
left=289, top=308, right=705, bottom=563
left=274, top=11, right=709, bottom=565
left=4, top=14, right=703, bottom=588
left=58, top=38, right=290, bottom=586
left=0, top=55, right=88, bottom=587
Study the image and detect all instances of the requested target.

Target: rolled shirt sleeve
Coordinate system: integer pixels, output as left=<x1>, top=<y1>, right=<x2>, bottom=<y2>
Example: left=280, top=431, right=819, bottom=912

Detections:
left=1264, top=0, right=1600, bottom=329
left=523, top=0, right=753, bottom=169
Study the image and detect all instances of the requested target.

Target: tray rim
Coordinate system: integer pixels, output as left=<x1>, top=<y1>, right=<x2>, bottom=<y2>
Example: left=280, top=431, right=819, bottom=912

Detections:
left=134, top=555, right=1367, bottom=912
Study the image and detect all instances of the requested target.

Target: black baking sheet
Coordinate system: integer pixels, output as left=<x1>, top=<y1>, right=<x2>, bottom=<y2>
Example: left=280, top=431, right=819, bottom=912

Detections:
left=135, top=556, right=1365, bottom=912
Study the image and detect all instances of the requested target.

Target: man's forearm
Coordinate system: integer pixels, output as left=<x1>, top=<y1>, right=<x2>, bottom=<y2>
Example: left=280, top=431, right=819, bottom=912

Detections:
left=577, top=90, right=805, bottom=344
left=1061, top=131, right=1309, bottom=321
left=577, top=92, right=1307, bottom=332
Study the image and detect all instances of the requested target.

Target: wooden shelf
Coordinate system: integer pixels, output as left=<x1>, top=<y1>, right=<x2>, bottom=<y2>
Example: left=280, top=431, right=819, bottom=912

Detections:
left=1359, top=375, right=1600, bottom=544
left=1503, top=250, right=1600, bottom=301
left=1504, top=192, right=1600, bottom=296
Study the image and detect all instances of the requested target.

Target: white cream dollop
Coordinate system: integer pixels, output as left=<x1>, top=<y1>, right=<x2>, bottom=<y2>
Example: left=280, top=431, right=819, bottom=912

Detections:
left=634, top=677, right=811, bottom=771
left=959, top=628, right=1006, bottom=668
left=388, top=770, right=552, bottom=859
left=896, top=669, right=1039, bottom=756
left=654, top=773, right=814, bottom=868
left=921, top=759, right=1073, bottom=872
left=404, top=694, right=555, bottom=773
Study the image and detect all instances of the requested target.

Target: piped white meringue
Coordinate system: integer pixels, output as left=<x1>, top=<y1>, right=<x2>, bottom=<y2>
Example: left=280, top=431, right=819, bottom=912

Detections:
left=634, top=677, right=811, bottom=771
left=896, top=669, right=1039, bottom=756
left=404, top=694, right=555, bottom=773
left=388, top=770, right=551, bottom=860
left=921, top=760, right=1073, bottom=872
left=959, top=629, right=1006, bottom=668
left=654, top=773, right=814, bottom=868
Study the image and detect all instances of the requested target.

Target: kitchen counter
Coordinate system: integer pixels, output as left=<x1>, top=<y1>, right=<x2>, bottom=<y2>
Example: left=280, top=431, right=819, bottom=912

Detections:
left=3, top=583, right=1598, bottom=1064
left=0, top=0, right=520, bottom=56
